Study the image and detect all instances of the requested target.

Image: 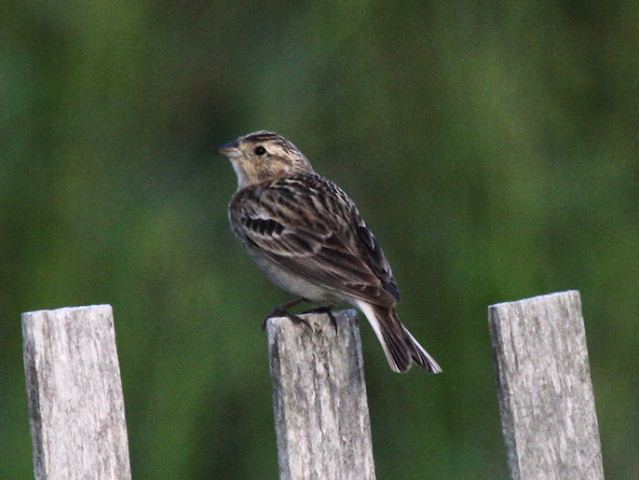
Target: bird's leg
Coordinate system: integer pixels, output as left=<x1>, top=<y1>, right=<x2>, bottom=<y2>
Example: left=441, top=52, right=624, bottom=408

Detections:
left=301, top=305, right=337, bottom=332
left=262, top=297, right=310, bottom=330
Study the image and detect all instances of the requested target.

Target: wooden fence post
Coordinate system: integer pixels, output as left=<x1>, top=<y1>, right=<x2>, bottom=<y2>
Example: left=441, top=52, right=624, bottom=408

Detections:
left=22, top=305, right=131, bottom=480
left=266, top=309, right=376, bottom=480
left=488, top=291, right=604, bottom=480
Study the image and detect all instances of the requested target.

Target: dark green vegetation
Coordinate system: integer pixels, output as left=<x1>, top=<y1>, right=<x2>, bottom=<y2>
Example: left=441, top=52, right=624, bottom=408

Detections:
left=2, top=2, right=638, bottom=478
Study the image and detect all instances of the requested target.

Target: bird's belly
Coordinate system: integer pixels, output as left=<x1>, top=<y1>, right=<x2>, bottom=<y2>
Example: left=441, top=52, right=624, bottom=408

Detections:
left=248, top=251, right=342, bottom=304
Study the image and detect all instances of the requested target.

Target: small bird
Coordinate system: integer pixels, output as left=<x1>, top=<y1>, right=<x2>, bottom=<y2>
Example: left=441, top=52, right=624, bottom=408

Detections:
left=217, top=131, right=441, bottom=373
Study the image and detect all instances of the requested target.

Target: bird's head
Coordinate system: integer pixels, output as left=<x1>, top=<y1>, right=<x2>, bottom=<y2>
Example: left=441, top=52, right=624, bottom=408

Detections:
left=217, top=131, right=314, bottom=189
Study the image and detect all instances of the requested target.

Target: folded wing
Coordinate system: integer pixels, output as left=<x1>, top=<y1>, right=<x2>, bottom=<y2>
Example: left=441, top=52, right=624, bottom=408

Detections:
left=229, top=174, right=400, bottom=308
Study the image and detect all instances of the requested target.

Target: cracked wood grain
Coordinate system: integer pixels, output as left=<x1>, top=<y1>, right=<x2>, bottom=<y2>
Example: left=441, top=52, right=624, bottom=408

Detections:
left=22, top=305, right=131, bottom=480
left=267, top=310, right=376, bottom=480
left=489, top=291, right=604, bottom=480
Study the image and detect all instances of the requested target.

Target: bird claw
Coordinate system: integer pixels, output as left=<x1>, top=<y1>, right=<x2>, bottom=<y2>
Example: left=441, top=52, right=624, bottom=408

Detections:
left=262, top=307, right=285, bottom=330
left=262, top=297, right=307, bottom=330
left=262, top=304, right=312, bottom=331
left=285, top=313, right=312, bottom=330
left=301, top=305, right=337, bottom=333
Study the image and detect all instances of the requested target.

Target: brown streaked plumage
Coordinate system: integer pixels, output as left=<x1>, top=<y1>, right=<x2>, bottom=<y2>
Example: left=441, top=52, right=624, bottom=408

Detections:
left=217, top=130, right=441, bottom=373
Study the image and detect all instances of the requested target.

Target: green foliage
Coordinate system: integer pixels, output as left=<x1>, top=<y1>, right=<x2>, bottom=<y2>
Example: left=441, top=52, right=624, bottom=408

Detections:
left=2, top=2, right=638, bottom=478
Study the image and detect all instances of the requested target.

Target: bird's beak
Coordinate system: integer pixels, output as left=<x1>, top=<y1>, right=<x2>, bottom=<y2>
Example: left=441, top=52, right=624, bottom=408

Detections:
left=215, top=141, right=241, bottom=158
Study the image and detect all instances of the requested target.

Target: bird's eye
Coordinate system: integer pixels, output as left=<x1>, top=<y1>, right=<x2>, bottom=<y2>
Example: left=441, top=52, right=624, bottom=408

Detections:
left=254, top=146, right=267, bottom=156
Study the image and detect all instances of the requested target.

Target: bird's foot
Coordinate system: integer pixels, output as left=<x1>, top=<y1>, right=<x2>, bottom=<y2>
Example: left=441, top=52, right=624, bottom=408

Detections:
left=301, top=305, right=337, bottom=332
left=262, top=297, right=310, bottom=331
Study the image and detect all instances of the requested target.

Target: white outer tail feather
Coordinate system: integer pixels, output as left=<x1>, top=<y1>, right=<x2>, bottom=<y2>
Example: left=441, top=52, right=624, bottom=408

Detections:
left=356, top=300, right=402, bottom=372
left=403, top=326, right=443, bottom=374
left=355, top=300, right=442, bottom=374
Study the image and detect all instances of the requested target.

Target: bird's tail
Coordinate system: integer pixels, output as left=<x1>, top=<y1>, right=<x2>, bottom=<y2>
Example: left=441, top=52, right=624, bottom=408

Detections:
left=356, top=301, right=442, bottom=374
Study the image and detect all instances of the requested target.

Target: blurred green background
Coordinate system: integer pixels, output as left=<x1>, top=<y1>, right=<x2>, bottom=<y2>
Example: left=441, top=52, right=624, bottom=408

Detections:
left=2, top=2, right=638, bottom=478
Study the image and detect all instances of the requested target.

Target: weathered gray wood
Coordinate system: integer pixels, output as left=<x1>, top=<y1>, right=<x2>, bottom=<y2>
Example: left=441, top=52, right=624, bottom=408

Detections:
left=267, top=310, right=376, bottom=480
left=489, top=291, right=604, bottom=480
left=22, top=305, right=131, bottom=480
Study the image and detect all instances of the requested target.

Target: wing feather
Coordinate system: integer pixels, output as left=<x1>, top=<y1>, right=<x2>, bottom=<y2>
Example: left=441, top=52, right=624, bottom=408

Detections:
left=229, top=173, right=400, bottom=307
